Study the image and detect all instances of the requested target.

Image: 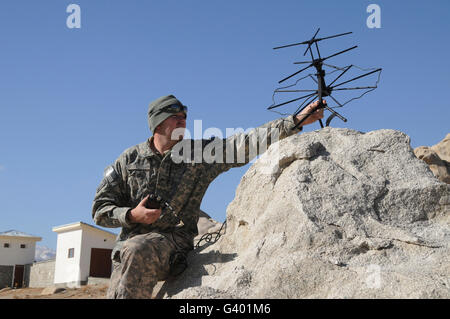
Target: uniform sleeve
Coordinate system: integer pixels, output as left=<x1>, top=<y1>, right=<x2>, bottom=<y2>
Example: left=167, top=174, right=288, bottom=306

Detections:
left=91, top=156, right=134, bottom=229
left=215, top=114, right=303, bottom=172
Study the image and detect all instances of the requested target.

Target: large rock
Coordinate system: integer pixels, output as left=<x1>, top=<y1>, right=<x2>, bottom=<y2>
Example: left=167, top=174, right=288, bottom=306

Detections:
left=414, top=133, right=450, bottom=184
left=431, top=133, right=450, bottom=162
left=159, top=128, right=450, bottom=299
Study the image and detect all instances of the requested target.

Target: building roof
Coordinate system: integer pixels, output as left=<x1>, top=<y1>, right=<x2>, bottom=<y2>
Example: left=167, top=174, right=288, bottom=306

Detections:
left=52, top=222, right=117, bottom=238
left=0, top=230, right=42, bottom=241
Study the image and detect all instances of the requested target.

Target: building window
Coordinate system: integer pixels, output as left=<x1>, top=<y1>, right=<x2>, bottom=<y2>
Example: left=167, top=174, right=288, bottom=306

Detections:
left=3, top=243, right=9, bottom=248
left=68, top=248, right=75, bottom=258
left=20, top=244, right=26, bottom=249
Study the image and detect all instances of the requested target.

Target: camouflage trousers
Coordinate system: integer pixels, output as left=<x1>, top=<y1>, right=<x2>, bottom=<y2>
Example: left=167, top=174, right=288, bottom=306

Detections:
left=107, top=232, right=177, bottom=299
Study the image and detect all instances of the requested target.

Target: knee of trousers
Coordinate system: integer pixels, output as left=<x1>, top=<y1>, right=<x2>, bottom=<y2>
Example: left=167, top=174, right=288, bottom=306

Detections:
left=120, top=233, right=175, bottom=266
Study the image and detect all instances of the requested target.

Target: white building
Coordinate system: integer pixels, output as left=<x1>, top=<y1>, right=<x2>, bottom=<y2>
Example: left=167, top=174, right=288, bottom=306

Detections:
left=52, top=222, right=116, bottom=287
left=0, top=230, right=42, bottom=288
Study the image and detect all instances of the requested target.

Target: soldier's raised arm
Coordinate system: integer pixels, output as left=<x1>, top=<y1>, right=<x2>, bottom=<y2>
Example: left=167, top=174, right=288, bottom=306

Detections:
left=223, top=115, right=301, bottom=169
left=213, top=100, right=324, bottom=172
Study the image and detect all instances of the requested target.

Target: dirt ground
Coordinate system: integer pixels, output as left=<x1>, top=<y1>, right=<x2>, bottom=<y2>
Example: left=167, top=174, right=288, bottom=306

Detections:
left=0, top=284, right=108, bottom=299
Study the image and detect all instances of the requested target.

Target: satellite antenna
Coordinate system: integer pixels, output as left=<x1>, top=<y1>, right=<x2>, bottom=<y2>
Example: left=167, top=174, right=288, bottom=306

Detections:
left=269, top=28, right=382, bottom=129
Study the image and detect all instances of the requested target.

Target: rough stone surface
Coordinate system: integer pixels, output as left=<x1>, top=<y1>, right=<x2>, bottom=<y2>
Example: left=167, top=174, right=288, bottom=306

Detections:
left=158, top=128, right=450, bottom=299
left=431, top=133, right=450, bottom=162
left=414, top=133, right=450, bottom=184
left=41, top=286, right=66, bottom=295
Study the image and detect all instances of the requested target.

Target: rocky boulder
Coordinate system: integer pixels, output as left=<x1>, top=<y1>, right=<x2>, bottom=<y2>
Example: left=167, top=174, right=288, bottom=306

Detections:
left=159, top=128, right=450, bottom=299
left=414, top=133, right=450, bottom=184
left=430, top=133, right=450, bottom=162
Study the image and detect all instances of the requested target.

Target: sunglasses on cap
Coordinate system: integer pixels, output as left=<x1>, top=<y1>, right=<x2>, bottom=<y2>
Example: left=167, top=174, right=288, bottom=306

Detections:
left=160, top=104, right=188, bottom=114
left=149, top=104, right=188, bottom=117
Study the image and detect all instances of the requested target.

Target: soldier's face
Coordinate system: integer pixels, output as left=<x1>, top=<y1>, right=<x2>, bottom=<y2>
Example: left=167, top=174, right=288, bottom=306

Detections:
left=156, top=112, right=186, bottom=141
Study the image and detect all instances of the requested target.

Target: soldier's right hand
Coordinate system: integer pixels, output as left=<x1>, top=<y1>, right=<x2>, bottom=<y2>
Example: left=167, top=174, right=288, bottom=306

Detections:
left=129, top=196, right=162, bottom=224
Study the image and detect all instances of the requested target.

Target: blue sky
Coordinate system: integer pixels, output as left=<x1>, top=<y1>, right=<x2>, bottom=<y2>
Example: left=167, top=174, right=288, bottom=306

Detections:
left=0, top=0, right=449, bottom=250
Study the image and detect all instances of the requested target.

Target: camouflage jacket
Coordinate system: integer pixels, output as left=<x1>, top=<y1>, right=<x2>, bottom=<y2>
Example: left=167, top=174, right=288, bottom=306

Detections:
left=92, top=115, right=302, bottom=260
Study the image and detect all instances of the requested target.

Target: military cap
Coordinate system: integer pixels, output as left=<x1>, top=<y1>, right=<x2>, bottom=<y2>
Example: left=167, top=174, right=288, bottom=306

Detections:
left=147, top=95, right=188, bottom=133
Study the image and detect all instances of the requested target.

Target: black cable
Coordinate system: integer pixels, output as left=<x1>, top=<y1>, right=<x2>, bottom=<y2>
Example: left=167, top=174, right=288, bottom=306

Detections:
left=195, top=220, right=227, bottom=249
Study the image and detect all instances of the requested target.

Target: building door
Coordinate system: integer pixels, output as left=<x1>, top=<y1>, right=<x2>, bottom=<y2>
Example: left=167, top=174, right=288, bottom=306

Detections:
left=89, top=248, right=112, bottom=278
left=13, top=265, right=24, bottom=288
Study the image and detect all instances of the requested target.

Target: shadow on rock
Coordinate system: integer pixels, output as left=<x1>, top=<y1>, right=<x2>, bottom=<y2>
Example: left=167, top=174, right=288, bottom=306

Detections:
left=155, top=243, right=237, bottom=298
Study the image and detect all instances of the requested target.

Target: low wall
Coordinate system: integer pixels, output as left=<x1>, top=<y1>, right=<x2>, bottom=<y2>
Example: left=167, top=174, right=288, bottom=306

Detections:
left=0, top=265, right=13, bottom=288
left=29, top=259, right=55, bottom=288
left=87, top=277, right=110, bottom=286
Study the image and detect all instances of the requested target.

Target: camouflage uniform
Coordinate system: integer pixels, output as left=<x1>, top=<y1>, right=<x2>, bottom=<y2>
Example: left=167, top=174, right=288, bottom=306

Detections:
left=92, top=115, right=302, bottom=299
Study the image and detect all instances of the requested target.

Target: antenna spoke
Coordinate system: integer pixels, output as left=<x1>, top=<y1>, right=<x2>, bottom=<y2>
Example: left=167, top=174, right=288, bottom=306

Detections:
left=273, top=41, right=308, bottom=50
left=322, top=46, right=358, bottom=62
left=275, top=89, right=318, bottom=93
left=323, top=63, right=344, bottom=70
left=303, top=28, right=321, bottom=56
left=328, top=94, right=343, bottom=107
left=315, top=31, right=352, bottom=42
left=308, top=46, right=314, bottom=60
left=279, top=64, right=313, bottom=84
left=315, top=41, right=321, bottom=59
left=331, top=68, right=382, bottom=89
left=268, top=92, right=316, bottom=110
left=328, top=64, right=353, bottom=87
left=309, top=74, right=318, bottom=84
left=303, top=44, right=312, bottom=57
left=326, top=95, right=348, bottom=122
left=332, top=86, right=377, bottom=91
left=273, top=31, right=352, bottom=50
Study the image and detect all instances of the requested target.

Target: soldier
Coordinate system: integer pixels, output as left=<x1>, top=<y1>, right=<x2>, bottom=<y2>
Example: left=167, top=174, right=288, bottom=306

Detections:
left=92, top=94, right=324, bottom=299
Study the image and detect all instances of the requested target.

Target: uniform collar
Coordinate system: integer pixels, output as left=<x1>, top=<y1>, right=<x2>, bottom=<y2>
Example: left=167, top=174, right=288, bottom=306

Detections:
left=140, top=137, right=172, bottom=158
left=136, top=137, right=159, bottom=158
